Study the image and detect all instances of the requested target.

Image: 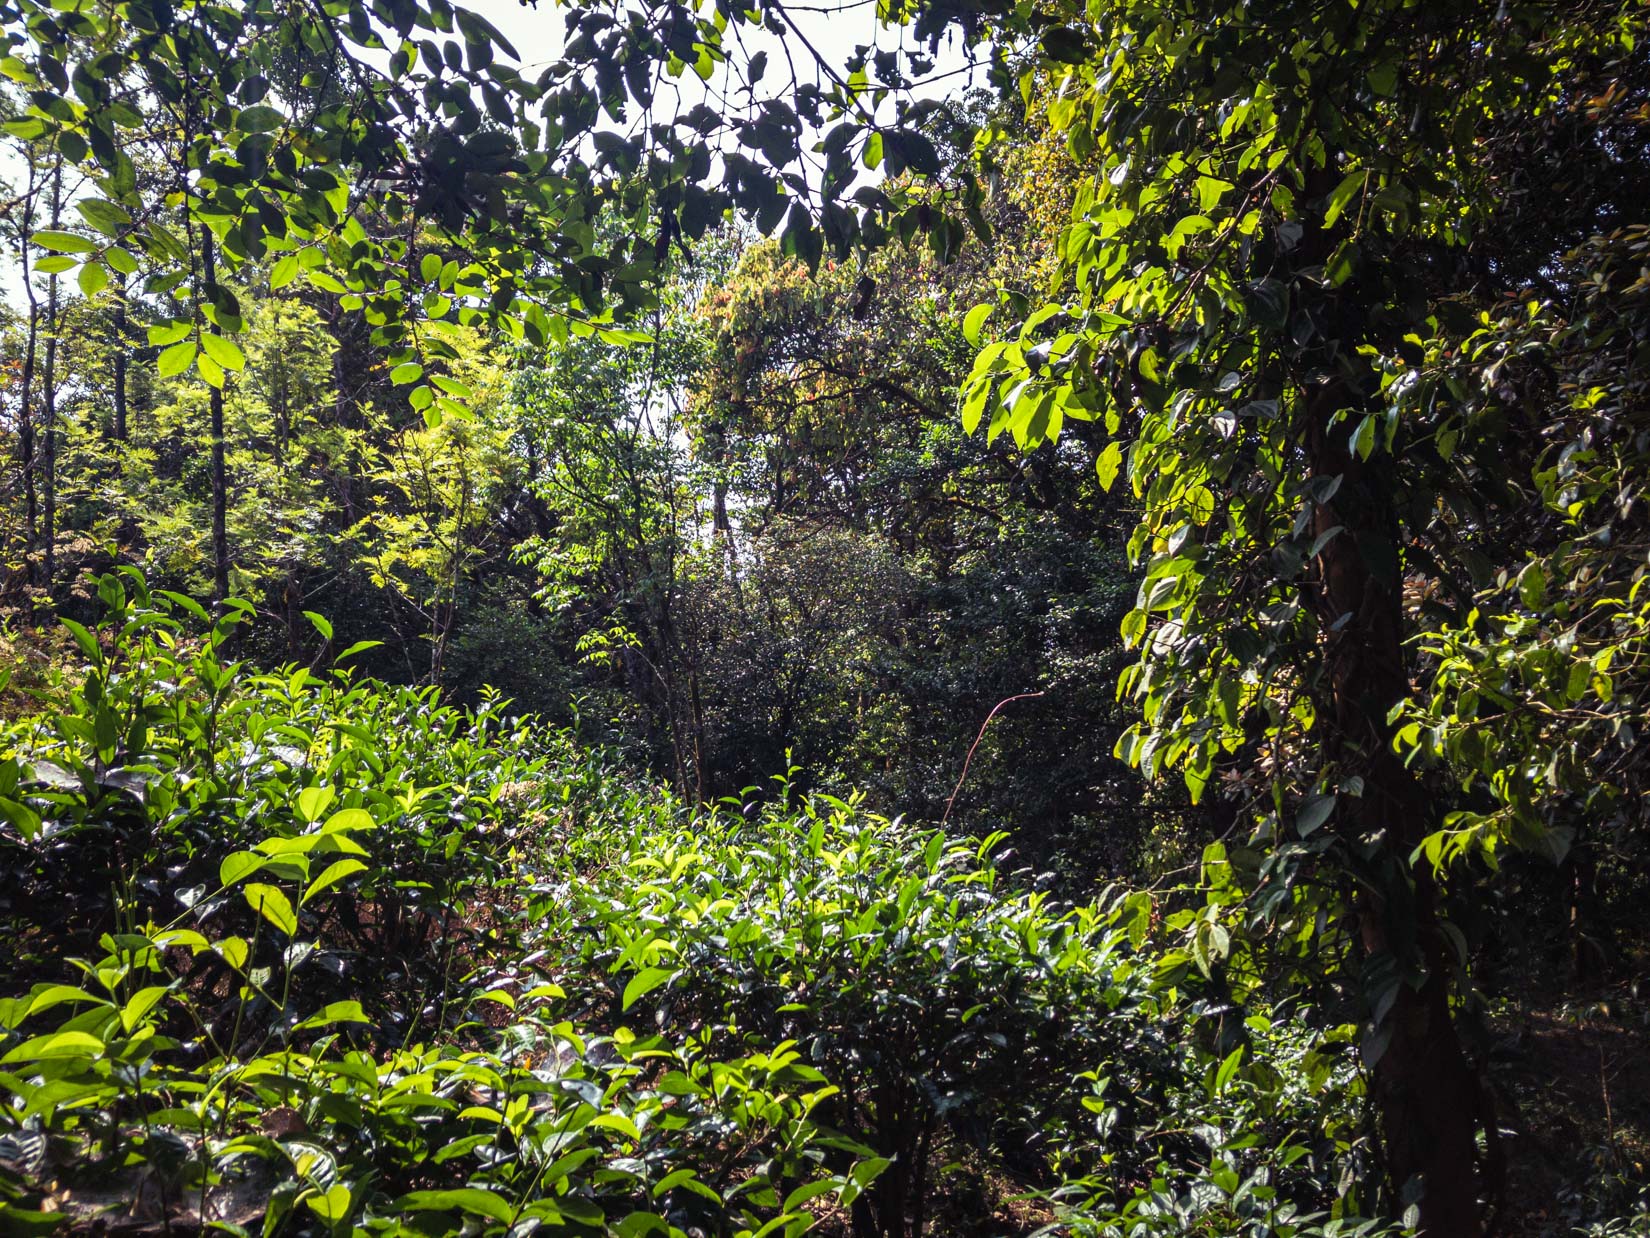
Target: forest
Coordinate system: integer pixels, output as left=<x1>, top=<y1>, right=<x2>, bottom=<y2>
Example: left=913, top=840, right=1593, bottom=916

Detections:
left=0, top=0, right=1644, bottom=1234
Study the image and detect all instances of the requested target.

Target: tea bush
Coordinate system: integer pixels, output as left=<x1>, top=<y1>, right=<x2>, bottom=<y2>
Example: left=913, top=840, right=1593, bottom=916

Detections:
left=0, top=575, right=878, bottom=1235
left=0, top=576, right=1396, bottom=1237
left=522, top=796, right=1390, bottom=1238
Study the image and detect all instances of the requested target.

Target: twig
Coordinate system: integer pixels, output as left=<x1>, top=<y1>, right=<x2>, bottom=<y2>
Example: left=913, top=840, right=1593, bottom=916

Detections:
left=941, top=691, right=1045, bottom=826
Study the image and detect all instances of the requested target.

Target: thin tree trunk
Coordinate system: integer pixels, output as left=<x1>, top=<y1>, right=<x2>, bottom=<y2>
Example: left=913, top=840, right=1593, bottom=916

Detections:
left=111, top=270, right=128, bottom=443
left=17, top=162, right=38, bottom=567
left=40, top=162, right=60, bottom=591
left=201, top=229, right=229, bottom=605
left=1568, top=842, right=1604, bottom=985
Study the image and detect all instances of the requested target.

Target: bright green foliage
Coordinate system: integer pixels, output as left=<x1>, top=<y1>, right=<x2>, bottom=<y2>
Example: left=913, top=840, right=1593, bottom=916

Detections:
left=0, top=0, right=980, bottom=428
left=0, top=575, right=880, bottom=1235
left=93, top=298, right=343, bottom=594
left=541, top=806, right=1152, bottom=1235
left=354, top=339, right=521, bottom=678
left=938, top=0, right=1648, bottom=1228
left=0, top=579, right=1401, bottom=1237
left=682, top=230, right=1161, bottom=862
left=0, top=0, right=1646, bottom=1232
left=531, top=800, right=1387, bottom=1237
left=1394, top=226, right=1650, bottom=871
left=951, top=0, right=1645, bottom=856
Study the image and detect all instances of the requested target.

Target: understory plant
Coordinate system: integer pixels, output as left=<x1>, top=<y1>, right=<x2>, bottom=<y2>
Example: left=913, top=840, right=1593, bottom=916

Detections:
left=528, top=793, right=1394, bottom=1238
left=0, top=575, right=1405, bottom=1237
left=0, top=574, right=879, bottom=1235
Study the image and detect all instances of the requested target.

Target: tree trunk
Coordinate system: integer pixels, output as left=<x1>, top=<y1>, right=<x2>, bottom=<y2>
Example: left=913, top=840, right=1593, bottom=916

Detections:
left=201, top=229, right=230, bottom=605
left=1568, top=842, right=1604, bottom=986
left=18, top=171, right=38, bottom=568
left=1307, top=393, right=1486, bottom=1235
left=111, top=270, right=128, bottom=443
left=40, top=162, right=61, bottom=591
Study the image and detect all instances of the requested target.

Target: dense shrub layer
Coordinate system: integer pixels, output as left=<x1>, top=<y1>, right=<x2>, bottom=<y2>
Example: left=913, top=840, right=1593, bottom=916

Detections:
left=0, top=578, right=1389, bottom=1237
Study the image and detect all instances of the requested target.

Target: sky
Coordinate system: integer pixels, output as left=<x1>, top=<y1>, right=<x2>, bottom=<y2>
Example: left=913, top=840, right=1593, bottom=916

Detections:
left=460, top=0, right=972, bottom=91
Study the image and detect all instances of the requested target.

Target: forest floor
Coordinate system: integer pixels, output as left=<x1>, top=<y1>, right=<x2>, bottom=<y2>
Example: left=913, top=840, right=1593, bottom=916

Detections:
left=1492, top=981, right=1650, bottom=1236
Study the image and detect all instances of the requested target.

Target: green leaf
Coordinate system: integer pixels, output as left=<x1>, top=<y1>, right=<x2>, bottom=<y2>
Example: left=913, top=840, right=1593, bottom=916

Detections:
left=962, top=302, right=994, bottom=348
left=783, top=1180, right=841, bottom=1212
left=0, top=1204, right=66, bottom=1235
left=197, top=352, right=225, bottom=389
left=960, top=376, right=991, bottom=435
left=295, top=1000, right=369, bottom=1030
left=215, top=936, right=249, bottom=971
left=303, top=610, right=333, bottom=641
left=306, top=1184, right=352, bottom=1223
left=200, top=333, right=246, bottom=372
left=303, top=858, right=367, bottom=905
left=32, top=228, right=96, bottom=254
left=622, top=966, right=674, bottom=1011
left=321, top=807, right=375, bottom=834
left=76, top=198, right=130, bottom=236
left=297, top=785, right=336, bottom=823
left=1325, top=240, right=1358, bottom=286
left=25, top=985, right=105, bottom=1017
left=1518, top=563, right=1546, bottom=610
left=1096, top=441, right=1124, bottom=491
left=852, top=1157, right=892, bottom=1188
left=244, top=883, right=298, bottom=935
left=157, top=341, right=197, bottom=378
left=158, top=589, right=211, bottom=622
left=396, top=1189, right=514, bottom=1223
left=390, top=362, right=424, bottom=385
left=1, top=1030, right=104, bottom=1063
left=60, top=617, right=99, bottom=661
left=1323, top=170, right=1366, bottom=229
left=270, top=254, right=300, bottom=289
left=1296, top=794, right=1336, bottom=836
left=236, top=105, right=283, bottom=133
left=1351, top=414, right=1376, bottom=461
left=431, top=375, right=474, bottom=399
left=77, top=261, right=108, bottom=296
left=119, top=985, right=170, bottom=1033
left=148, top=321, right=192, bottom=347
left=219, top=850, right=266, bottom=887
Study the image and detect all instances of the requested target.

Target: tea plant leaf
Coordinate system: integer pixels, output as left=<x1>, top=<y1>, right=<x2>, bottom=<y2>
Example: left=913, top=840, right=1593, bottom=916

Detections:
left=119, top=986, right=170, bottom=1032
left=295, top=1000, right=369, bottom=1030
left=396, top=1189, right=514, bottom=1222
left=26, top=985, right=105, bottom=1017
left=1, top=1030, right=104, bottom=1062
left=219, top=850, right=266, bottom=887
left=321, top=808, right=375, bottom=834
left=243, top=883, right=297, bottom=935
left=622, top=966, right=675, bottom=1011
left=297, top=785, right=336, bottom=823
left=303, top=858, right=367, bottom=905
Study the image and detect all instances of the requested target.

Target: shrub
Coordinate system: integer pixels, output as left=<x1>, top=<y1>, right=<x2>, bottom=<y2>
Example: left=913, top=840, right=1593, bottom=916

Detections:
left=0, top=574, right=1418, bottom=1238
left=0, top=574, right=878, bottom=1235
